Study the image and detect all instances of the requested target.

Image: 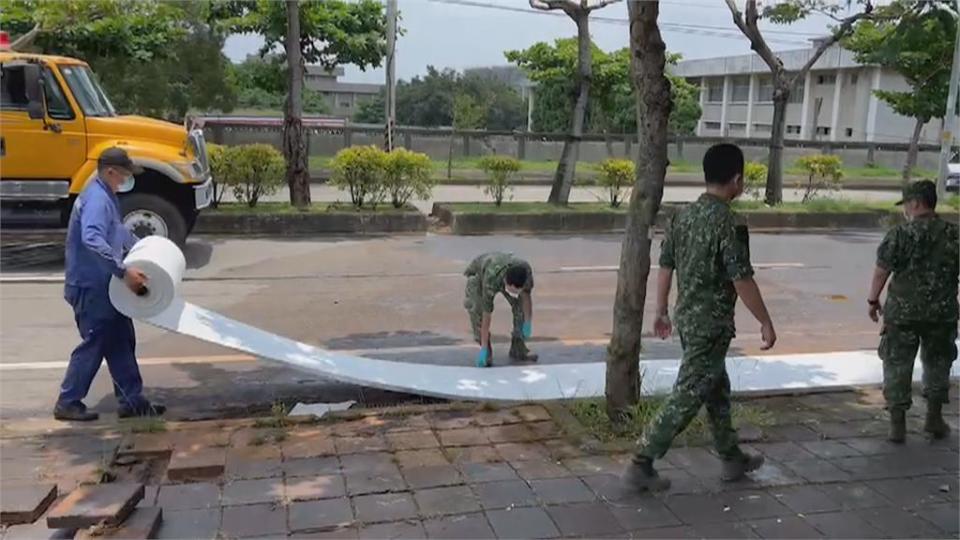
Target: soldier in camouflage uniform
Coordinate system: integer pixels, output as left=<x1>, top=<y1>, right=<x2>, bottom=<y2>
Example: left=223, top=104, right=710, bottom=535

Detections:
left=464, top=252, right=537, bottom=367
left=623, top=144, right=777, bottom=492
left=868, top=180, right=959, bottom=443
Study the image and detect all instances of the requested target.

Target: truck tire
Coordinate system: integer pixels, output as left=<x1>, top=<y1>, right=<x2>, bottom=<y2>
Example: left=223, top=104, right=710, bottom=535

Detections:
left=121, top=193, right=188, bottom=247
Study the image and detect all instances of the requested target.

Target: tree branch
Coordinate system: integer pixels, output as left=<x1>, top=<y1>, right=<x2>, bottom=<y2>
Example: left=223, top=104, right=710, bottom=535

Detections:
left=792, top=2, right=874, bottom=85
left=11, top=23, right=41, bottom=51
left=586, top=0, right=622, bottom=11
left=724, top=0, right=782, bottom=74
left=529, top=0, right=578, bottom=10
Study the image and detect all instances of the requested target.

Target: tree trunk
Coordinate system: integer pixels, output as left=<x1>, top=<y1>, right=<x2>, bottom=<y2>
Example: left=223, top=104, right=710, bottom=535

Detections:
left=605, top=0, right=672, bottom=420
left=548, top=11, right=591, bottom=205
left=447, top=133, right=455, bottom=180
left=765, top=83, right=789, bottom=205
left=283, top=0, right=311, bottom=208
left=903, top=117, right=925, bottom=184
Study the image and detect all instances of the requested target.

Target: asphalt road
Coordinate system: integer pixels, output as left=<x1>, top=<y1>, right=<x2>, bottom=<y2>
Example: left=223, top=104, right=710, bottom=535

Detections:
left=1, top=231, right=885, bottom=420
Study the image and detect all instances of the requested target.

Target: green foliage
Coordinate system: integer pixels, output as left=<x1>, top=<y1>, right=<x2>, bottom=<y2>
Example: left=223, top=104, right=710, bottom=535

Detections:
left=743, top=161, right=768, bottom=201
left=207, top=143, right=232, bottom=208
left=221, top=0, right=386, bottom=71
left=506, top=39, right=700, bottom=134
left=795, top=154, right=844, bottom=202
left=331, top=145, right=388, bottom=209
left=477, top=156, right=521, bottom=206
left=229, top=55, right=330, bottom=114
left=845, top=1, right=957, bottom=125
left=595, top=159, right=634, bottom=208
left=353, top=92, right=385, bottom=123
left=1, top=0, right=236, bottom=120
left=383, top=148, right=434, bottom=208
left=217, top=144, right=285, bottom=208
left=452, top=94, right=486, bottom=130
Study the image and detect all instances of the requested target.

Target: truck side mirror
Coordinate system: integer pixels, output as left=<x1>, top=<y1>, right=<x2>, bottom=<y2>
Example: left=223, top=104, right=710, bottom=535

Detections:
left=22, top=64, right=44, bottom=120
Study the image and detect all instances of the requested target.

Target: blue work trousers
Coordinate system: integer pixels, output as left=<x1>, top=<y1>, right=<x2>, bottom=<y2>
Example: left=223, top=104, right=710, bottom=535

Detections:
left=57, top=285, right=146, bottom=409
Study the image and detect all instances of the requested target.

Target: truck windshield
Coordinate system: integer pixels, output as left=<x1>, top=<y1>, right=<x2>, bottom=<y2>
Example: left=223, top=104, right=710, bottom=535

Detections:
left=58, top=64, right=116, bottom=117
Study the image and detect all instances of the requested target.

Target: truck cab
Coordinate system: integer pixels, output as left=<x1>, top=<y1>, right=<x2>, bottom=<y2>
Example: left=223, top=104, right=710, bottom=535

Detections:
left=0, top=39, right=212, bottom=246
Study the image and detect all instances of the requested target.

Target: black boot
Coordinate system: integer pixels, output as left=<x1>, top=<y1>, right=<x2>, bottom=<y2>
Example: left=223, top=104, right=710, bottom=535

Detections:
left=622, top=457, right=671, bottom=492
left=508, top=337, right=538, bottom=363
left=924, top=402, right=951, bottom=440
left=888, top=409, right=907, bottom=443
left=54, top=402, right=99, bottom=422
left=721, top=452, right=764, bottom=482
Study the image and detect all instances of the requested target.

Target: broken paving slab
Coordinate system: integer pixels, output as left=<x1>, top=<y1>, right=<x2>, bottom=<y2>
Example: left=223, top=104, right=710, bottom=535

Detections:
left=46, top=482, right=144, bottom=530
left=1, top=484, right=58, bottom=525
left=166, top=448, right=226, bottom=482
left=75, top=507, right=162, bottom=540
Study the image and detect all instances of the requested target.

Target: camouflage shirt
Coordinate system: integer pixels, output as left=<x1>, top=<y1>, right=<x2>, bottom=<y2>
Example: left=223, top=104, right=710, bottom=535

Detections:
left=660, top=193, right=754, bottom=337
left=465, top=252, right=534, bottom=313
left=876, top=215, right=959, bottom=324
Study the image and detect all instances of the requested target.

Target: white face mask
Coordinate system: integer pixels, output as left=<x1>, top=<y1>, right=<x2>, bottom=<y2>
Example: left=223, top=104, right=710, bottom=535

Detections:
left=118, top=175, right=135, bottom=193
left=504, top=286, right=521, bottom=298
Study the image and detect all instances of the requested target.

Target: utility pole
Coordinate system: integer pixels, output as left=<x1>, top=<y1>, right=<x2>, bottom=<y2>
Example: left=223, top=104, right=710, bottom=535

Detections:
left=384, top=0, right=398, bottom=151
left=937, top=17, right=960, bottom=197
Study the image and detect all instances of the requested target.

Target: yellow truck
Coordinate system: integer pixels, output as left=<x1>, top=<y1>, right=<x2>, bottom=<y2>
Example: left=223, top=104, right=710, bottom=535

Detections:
left=0, top=40, right=213, bottom=246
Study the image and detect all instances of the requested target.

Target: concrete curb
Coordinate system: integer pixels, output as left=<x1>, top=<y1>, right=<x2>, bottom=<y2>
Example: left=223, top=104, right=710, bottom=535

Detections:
left=195, top=209, right=428, bottom=236
left=431, top=202, right=915, bottom=235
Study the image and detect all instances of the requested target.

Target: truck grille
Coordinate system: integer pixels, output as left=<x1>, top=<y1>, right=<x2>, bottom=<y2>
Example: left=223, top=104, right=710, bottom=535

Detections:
left=189, top=130, right=210, bottom=174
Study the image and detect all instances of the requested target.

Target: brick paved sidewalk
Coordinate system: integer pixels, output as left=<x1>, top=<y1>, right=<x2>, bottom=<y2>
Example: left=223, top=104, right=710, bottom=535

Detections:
left=1, top=386, right=957, bottom=539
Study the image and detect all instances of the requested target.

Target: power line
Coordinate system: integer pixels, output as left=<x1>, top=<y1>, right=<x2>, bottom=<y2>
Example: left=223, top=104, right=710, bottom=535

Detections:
left=424, top=0, right=814, bottom=45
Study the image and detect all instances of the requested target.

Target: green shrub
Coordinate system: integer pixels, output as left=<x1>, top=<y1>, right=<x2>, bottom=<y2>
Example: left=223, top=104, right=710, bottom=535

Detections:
left=207, top=143, right=231, bottom=208
left=595, top=159, right=634, bottom=208
left=477, top=155, right=521, bottom=206
left=217, top=144, right=284, bottom=208
left=743, top=161, right=767, bottom=201
left=331, top=145, right=388, bottom=209
left=795, top=154, right=843, bottom=203
left=384, top=148, right=434, bottom=208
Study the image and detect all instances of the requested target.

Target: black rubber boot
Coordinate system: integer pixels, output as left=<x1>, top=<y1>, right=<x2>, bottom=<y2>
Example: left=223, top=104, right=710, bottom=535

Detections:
left=508, top=337, right=538, bottom=362
left=622, top=457, right=671, bottom=492
left=721, top=452, right=765, bottom=482
left=924, top=402, right=951, bottom=440
left=888, top=409, right=907, bottom=443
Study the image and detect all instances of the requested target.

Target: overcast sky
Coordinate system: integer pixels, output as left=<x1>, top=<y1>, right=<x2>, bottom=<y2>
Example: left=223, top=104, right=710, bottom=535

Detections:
left=223, top=0, right=847, bottom=83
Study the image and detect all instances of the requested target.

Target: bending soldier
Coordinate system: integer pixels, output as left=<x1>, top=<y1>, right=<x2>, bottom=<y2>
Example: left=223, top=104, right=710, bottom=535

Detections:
left=464, top=252, right=537, bottom=367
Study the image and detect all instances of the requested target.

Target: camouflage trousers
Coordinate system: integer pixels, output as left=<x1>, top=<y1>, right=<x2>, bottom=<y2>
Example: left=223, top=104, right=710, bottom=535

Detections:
left=635, top=332, right=742, bottom=461
left=464, top=275, right=529, bottom=359
left=879, top=322, right=958, bottom=412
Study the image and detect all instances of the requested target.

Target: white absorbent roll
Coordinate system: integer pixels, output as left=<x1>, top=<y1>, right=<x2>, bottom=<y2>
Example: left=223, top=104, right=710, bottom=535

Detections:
left=109, top=236, right=186, bottom=320
left=108, top=237, right=951, bottom=401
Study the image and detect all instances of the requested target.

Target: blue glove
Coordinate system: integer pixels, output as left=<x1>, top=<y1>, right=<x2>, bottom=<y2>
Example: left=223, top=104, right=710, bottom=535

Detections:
left=522, top=320, right=532, bottom=339
left=476, top=347, right=490, bottom=368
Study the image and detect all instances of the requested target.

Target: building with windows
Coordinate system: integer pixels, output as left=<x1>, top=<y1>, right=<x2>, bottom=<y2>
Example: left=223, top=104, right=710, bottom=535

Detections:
left=673, top=41, right=948, bottom=144
left=304, top=66, right=382, bottom=119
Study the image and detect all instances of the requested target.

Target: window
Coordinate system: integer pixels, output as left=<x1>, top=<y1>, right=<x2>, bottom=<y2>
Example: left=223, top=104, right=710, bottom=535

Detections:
left=1, top=65, right=28, bottom=110
left=42, top=68, right=73, bottom=120
left=731, top=76, right=750, bottom=102
left=59, top=65, right=115, bottom=117
left=788, top=77, right=804, bottom=104
left=753, top=123, right=772, bottom=133
left=786, top=125, right=802, bottom=135
left=816, top=126, right=831, bottom=136
left=707, top=79, right=724, bottom=102
left=704, top=121, right=722, bottom=130
left=728, top=122, right=746, bottom=132
left=817, top=74, right=836, bottom=85
left=755, top=76, right=774, bottom=102
left=845, top=127, right=854, bottom=137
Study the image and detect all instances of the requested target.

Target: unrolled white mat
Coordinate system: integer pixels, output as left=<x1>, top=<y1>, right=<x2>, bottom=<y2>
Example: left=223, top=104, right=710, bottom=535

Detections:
left=111, top=237, right=959, bottom=402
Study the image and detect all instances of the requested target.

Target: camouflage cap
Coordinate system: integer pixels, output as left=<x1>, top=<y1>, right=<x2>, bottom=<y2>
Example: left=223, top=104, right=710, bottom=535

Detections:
left=895, top=179, right=937, bottom=207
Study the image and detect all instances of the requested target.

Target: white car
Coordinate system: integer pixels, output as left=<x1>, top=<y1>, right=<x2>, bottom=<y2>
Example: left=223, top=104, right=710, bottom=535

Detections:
left=948, top=151, right=960, bottom=193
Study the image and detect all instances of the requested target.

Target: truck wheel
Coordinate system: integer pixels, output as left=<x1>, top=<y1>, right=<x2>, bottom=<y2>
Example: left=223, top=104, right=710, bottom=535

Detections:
left=121, top=193, right=187, bottom=246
